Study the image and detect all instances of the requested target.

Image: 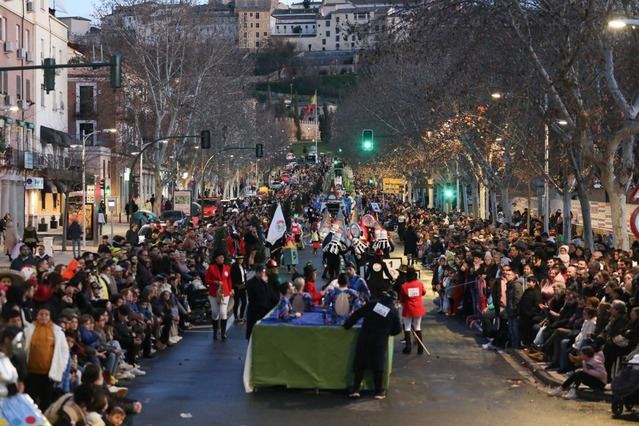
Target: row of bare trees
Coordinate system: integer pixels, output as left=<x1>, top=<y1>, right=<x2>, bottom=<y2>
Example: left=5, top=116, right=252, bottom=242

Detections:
left=335, top=0, right=639, bottom=250
left=91, top=0, right=288, bottom=211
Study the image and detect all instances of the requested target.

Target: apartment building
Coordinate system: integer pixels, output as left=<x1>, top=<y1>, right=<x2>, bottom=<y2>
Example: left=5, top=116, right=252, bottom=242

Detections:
left=236, top=0, right=278, bottom=50
left=271, top=0, right=402, bottom=52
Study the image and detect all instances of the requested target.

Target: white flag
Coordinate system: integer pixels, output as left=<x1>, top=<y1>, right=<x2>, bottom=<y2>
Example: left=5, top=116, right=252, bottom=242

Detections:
left=266, top=204, right=287, bottom=246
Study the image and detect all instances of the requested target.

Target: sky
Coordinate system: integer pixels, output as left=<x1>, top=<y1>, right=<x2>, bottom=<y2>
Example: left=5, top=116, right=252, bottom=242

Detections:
left=54, top=0, right=97, bottom=19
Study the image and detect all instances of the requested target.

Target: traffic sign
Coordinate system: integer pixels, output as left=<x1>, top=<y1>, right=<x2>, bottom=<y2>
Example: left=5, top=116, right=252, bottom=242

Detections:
left=382, top=178, right=406, bottom=194
left=630, top=183, right=639, bottom=203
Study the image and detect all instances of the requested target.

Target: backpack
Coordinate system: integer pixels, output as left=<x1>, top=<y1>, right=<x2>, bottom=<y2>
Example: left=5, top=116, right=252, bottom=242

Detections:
left=334, top=291, right=352, bottom=317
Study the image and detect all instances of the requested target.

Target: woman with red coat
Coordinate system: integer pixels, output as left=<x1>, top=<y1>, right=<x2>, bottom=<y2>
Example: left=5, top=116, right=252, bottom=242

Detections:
left=205, top=251, right=234, bottom=340
left=302, top=263, right=325, bottom=305
left=399, top=267, right=426, bottom=355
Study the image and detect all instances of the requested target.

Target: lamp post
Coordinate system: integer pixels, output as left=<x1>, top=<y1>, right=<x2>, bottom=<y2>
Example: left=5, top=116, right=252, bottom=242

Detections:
left=608, top=18, right=639, bottom=29
left=72, top=128, right=117, bottom=249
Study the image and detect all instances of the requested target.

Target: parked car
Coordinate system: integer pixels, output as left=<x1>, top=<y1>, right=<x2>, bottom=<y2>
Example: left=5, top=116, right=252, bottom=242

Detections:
left=160, top=210, right=187, bottom=227
left=130, top=209, right=158, bottom=225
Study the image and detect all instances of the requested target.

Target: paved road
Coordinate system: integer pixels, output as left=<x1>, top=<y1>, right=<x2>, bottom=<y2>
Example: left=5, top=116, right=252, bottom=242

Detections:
left=125, top=244, right=625, bottom=426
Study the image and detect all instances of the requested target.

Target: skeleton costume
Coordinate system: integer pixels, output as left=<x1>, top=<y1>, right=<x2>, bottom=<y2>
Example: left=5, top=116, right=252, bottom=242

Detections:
left=322, top=226, right=345, bottom=281
left=372, top=228, right=393, bottom=258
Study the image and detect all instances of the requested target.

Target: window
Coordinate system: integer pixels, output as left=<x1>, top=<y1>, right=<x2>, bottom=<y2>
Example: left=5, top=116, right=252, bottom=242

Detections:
left=322, top=47, right=325, bottom=51
left=25, top=79, right=31, bottom=102
left=77, top=121, right=96, bottom=142
left=243, top=23, right=247, bottom=28
left=308, top=44, right=312, bottom=51
left=249, top=12, right=253, bottom=17
left=255, top=41, right=260, bottom=48
left=243, top=12, right=247, bottom=17
left=335, top=35, right=339, bottom=41
left=250, top=23, right=253, bottom=28
left=276, top=25, right=279, bottom=30
left=263, top=32, right=267, bottom=36
left=0, top=71, right=7, bottom=95
left=15, top=25, right=20, bottom=46
left=336, top=43, right=340, bottom=50
left=243, top=32, right=248, bottom=38
left=78, top=85, right=95, bottom=115
left=256, top=23, right=259, bottom=28
left=256, top=12, right=260, bottom=18
left=0, top=17, right=6, bottom=42
left=256, top=32, right=259, bottom=37
left=336, top=16, right=340, bottom=23
left=15, top=75, right=21, bottom=100
left=24, top=29, right=29, bottom=52
left=351, top=42, right=355, bottom=48
left=322, top=39, right=326, bottom=45
left=325, top=30, right=330, bottom=36
left=325, top=20, right=330, bottom=26
left=40, top=38, right=44, bottom=60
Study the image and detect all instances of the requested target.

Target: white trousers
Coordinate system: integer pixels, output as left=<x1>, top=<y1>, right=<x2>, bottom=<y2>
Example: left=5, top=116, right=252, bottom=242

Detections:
left=209, top=295, right=230, bottom=321
left=403, top=316, right=422, bottom=332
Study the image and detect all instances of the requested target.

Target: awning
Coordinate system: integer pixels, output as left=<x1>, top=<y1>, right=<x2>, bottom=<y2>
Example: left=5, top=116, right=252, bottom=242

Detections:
left=40, top=126, right=76, bottom=147
left=43, top=180, right=57, bottom=193
left=54, top=181, right=68, bottom=193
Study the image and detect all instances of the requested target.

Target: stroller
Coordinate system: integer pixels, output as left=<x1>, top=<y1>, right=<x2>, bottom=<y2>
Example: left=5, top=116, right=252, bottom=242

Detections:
left=181, top=278, right=212, bottom=325
left=611, top=359, right=639, bottom=417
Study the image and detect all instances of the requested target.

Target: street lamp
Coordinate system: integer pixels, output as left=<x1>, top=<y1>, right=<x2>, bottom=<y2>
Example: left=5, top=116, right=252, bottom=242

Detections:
left=72, top=128, right=117, bottom=250
left=608, top=18, right=639, bottom=29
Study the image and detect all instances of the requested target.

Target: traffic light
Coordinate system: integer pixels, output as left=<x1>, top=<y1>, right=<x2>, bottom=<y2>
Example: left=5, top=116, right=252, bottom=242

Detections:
left=111, top=54, right=122, bottom=89
left=361, top=129, right=374, bottom=152
left=44, top=58, right=55, bottom=93
left=255, top=143, right=264, bottom=158
left=200, top=130, right=211, bottom=149
left=444, top=187, right=454, bottom=199
left=100, top=179, right=106, bottom=190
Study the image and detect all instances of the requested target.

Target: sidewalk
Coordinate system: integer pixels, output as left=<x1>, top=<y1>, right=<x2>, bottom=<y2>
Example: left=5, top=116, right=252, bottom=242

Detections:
left=508, top=348, right=612, bottom=402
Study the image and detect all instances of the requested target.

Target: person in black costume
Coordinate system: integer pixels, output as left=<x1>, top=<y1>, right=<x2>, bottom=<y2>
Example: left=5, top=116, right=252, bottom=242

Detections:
left=344, top=290, right=402, bottom=400
left=365, top=249, right=393, bottom=299
left=245, top=266, right=278, bottom=339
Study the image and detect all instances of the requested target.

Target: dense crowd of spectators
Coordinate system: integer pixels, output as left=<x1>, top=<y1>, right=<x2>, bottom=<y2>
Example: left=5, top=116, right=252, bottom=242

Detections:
left=387, top=202, right=639, bottom=400
left=0, top=162, right=329, bottom=424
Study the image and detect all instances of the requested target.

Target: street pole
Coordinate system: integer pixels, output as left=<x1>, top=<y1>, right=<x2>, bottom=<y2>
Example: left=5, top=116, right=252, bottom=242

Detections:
left=543, top=94, right=550, bottom=234
left=82, top=130, right=87, bottom=249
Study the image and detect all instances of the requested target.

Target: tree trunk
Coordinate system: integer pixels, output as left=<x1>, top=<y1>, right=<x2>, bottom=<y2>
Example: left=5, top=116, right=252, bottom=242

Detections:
left=471, top=179, right=479, bottom=217
left=562, top=189, right=572, bottom=244
left=608, top=188, right=629, bottom=250
left=575, top=180, right=594, bottom=253
left=500, top=185, right=511, bottom=224
left=489, top=188, right=497, bottom=226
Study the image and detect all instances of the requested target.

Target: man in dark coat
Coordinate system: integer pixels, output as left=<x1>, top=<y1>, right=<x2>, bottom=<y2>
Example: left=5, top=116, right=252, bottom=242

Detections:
left=403, top=226, right=418, bottom=266
left=246, top=265, right=278, bottom=339
left=343, top=290, right=402, bottom=400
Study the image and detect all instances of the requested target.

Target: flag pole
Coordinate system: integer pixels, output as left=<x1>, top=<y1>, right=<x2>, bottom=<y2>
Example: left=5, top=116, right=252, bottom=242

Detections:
left=315, top=90, right=318, bottom=164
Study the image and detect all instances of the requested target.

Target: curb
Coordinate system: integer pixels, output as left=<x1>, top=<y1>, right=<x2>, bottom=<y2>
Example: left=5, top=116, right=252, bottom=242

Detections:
left=509, top=349, right=612, bottom=402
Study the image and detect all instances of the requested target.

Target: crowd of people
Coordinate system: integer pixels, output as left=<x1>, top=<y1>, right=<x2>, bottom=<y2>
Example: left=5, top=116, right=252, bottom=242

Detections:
left=0, top=161, right=336, bottom=424
left=386, top=200, right=639, bottom=400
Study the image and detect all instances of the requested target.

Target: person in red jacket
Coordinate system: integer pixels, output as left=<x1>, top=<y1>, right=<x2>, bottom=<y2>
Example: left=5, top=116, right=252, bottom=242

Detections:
left=399, top=267, right=426, bottom=355
left=302, top=263, right=325, bottom=306
left=205, top=251, right=234, bottom=340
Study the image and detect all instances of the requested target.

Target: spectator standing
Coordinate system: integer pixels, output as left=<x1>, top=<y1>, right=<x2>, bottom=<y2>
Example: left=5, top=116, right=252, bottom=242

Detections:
left=3, top=213, right=19, bottom=260
left=24, top=305, right=70, bottom=410
left=231, top=256, right=248, bottom=324
left=504, top=266, right=524, bottom=348
left=68, top=218, right=82, bottom=259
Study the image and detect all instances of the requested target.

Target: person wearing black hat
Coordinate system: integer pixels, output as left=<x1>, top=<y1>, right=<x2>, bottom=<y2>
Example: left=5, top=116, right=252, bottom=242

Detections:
left=344, top=290, right=401, bottom=400
left=245, top=265, right=278, bottom=339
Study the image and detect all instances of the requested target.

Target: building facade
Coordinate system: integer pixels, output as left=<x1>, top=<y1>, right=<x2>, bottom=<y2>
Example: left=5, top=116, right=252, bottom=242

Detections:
left=236, top=0, right=277, bottom=50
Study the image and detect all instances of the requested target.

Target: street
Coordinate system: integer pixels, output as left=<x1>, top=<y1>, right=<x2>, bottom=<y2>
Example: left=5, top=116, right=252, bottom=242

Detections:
left=126, top=246, right=620, bottom=426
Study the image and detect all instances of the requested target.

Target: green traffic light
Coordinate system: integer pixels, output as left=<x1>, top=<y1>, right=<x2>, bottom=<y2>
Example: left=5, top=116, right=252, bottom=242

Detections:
left=444, top=188, right=454, bottom=199
left=362, top=140, right=373, bottom=151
